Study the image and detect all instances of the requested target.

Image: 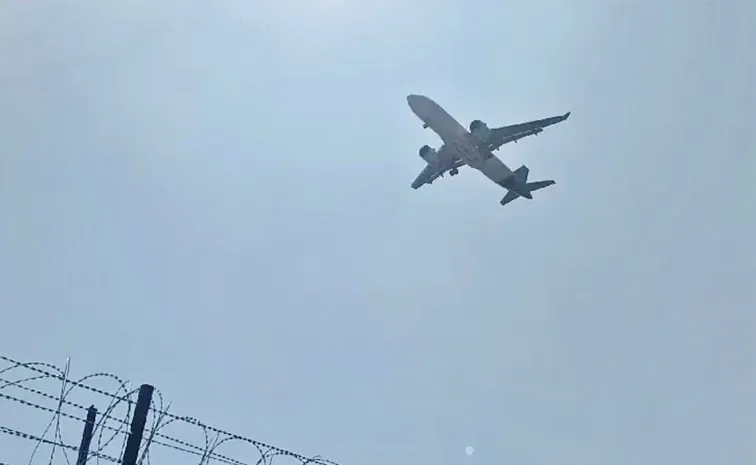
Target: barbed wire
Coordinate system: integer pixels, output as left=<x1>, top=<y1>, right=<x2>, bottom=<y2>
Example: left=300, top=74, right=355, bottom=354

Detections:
left=0, top=355, right=341, bottom=465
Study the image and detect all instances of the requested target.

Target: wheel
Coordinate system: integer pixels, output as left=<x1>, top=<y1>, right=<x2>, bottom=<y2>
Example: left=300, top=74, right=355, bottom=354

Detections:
left=450, top=168, right=459, bottom=176
left=423, top=123, right=428, bottom=128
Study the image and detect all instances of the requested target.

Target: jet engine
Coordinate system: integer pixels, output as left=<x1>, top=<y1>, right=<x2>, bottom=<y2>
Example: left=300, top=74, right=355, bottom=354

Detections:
left=419, top=144, right=439, bottom=164
left=469, top=120, right=491, bottom=141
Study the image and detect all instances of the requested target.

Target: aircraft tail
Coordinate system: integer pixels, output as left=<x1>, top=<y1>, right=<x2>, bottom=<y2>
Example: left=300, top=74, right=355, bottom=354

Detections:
left=499, top=165, right=555, bottom=206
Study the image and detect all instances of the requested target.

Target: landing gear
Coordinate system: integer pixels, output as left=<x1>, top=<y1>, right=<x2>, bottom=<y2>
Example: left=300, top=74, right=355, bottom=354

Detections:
left=450, top=168, right=459, bottom=176
left=423, top=123, right=428, bottom=129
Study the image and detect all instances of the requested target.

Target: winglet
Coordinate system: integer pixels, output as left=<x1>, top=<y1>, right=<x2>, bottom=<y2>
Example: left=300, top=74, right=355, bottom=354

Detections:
left=563, top=111, right=571, bottom=119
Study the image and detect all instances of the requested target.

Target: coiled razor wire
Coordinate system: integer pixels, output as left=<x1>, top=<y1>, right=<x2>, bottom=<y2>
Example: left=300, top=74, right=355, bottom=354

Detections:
left=0, top=355, right=341, bottom=465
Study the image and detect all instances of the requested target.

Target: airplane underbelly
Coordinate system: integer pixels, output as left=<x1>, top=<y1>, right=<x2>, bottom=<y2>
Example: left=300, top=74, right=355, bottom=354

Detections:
left=480, top=156, right=514, bottom=182
left=437, top=144, right=457, bottom=163
left=427, top=108, right=495, bottom=169
left=450, top=138, right=488, bottom=169
left=429, top=110, right=469, bottom=144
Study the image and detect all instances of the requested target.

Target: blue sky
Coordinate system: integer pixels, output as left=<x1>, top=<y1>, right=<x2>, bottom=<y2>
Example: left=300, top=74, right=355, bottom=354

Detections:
left=1, top=0, right=754, bottom=464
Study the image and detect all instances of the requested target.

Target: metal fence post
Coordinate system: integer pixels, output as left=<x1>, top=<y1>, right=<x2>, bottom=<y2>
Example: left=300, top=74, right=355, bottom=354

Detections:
left=121, top=384, right=154, bottom=465
left=76, top=405, right=97, bottom=465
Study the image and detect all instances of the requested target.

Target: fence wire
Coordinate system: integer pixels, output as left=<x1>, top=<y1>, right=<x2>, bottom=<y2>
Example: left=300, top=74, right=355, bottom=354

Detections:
left=0, top=355, right=340, bottom=465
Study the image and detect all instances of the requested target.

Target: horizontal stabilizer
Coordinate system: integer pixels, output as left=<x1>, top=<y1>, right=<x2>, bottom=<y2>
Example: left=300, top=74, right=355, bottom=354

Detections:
left=500, top=191, right=520, bottom=206
left=525, top=180, right=556, bottom=192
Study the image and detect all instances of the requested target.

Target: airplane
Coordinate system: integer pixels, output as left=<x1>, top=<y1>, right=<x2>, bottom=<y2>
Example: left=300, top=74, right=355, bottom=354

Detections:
left=407, top=94, right=570, bottom=206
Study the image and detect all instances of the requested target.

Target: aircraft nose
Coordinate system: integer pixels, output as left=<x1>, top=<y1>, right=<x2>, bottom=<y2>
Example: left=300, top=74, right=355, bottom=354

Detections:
left=406, top=94, right=429, bottom=113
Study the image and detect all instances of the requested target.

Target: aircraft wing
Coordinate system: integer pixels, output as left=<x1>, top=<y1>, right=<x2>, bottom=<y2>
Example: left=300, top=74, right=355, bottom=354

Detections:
left=411, top=159, right=466, bottom=189
left=483, top=112, right=571, bottom=151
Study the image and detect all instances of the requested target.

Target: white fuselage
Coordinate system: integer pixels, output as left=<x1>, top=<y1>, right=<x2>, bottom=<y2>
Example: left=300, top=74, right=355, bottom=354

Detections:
left=407, top=94, right=514, bottom=182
